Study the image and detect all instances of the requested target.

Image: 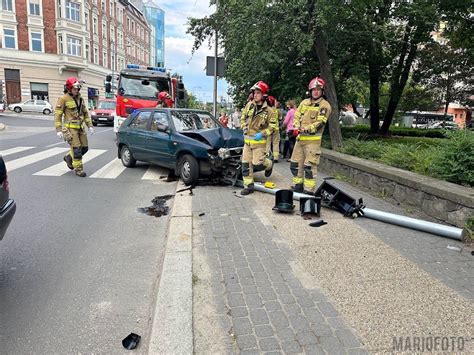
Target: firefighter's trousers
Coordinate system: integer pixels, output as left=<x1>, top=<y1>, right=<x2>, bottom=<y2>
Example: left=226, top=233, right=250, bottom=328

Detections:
left=65, top=128, right=89, bottom=171
left=242, top=139, right=273, bottom=187
left=289, top=137, right=321, bottom=193
left=266, top=129, right=281, bottom=160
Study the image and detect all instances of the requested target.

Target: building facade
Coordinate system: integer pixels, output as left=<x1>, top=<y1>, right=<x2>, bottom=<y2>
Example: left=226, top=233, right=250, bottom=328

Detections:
left=0, top=0, right=151, bottom=107
left=142, top=2, right=164, bottom=67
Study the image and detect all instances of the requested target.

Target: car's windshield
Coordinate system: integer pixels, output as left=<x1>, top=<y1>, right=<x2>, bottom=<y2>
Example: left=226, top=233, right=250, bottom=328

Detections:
left=119, top=76, right=170, bottom=99
left=97, top=101, right=116, bottom=109
left=171, top=111, right=220, bottom=132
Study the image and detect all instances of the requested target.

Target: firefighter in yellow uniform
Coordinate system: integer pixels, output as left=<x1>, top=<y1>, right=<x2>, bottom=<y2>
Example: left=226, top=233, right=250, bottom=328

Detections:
left=240, top=81, right=277, bottom=195
left=55, top=77, right=94, bottom=177
left=265, top=96, right=282, bottom=163
left=290, top=76, right=332, bottom=194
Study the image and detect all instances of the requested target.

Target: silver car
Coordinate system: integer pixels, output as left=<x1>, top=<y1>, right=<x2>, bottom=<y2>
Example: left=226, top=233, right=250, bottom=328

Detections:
left=8, top=99, right=53, bottom=115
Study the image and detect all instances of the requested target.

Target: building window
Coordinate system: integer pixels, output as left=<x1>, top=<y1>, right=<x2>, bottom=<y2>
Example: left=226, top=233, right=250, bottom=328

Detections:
left=58, top=34, right=63, bottom=53
left=111, top=53, right=115, bottom=71
left=103, top=50, right=107, bottom=67
left=109, top=0, right=113, bottom=17
left=3, top=29, right=16, bottom=49
left=132, top=21, right=134, bottom=33
left=67, top=36, right=82, bottom=56
left=85, top=12, right=89, bottom=31
left=85, top=43, right=90, bottom=61
left=1, top=0, right=13, bottom=11
left=66, top=0, right=81, bottom=22
left=101, top=0, right=105, bottom=12
left=93, top=46, right=98, bottom=63
left=31, top=32, right=42, bottom=52
left=29, top=0, right=40, bottom=15
left=93, top=16, right=98, bottom=34
left=102, top=22, right=106, bottom=38
left=127, top=18, right=130, bottom=30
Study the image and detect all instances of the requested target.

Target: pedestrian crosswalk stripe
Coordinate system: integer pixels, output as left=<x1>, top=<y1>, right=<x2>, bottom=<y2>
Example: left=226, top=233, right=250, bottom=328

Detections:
left=90, top=158, right=126, bottom=179
left=6, top=147, right=69, bottom=172
left=0, top=146, right=36, bottom=157
left=33, top=149, right=107, bottom=176
left=142, top=165, right=169, bottom=180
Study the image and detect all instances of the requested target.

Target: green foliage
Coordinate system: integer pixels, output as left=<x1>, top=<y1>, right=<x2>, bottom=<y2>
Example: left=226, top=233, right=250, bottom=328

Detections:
left=337, top=131, right=474, bottom=186
left=430, top=131, right=474, bottom=186
left=340, top=125, right=447, bottom=138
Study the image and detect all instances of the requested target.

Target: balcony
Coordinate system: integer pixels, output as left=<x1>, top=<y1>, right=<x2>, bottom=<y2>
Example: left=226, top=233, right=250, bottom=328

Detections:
left=55, top=18, right=87, bottom=36
left=57, top=54, right=88, bottom=72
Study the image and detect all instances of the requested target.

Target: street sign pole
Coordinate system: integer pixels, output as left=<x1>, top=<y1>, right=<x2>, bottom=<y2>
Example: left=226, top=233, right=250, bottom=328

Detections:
left=213, top=30, right=218, bottom=119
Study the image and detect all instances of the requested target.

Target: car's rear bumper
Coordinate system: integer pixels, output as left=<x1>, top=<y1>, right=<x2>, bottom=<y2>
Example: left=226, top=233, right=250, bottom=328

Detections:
left=0, top=199, right=16, bottom=241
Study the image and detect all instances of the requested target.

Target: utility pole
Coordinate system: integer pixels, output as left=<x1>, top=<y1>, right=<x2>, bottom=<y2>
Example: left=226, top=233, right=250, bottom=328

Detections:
left=213, top=30, right=218, bottom=119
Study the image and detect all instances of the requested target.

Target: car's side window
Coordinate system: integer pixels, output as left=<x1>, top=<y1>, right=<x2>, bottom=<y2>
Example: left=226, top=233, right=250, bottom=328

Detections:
left=130, top=111, right=152, bottom=130
left=37, top=101, right=46, bottom=105
left=151, top=112, right=169, bottom=131
left=25, top=100, right=34, bottom=104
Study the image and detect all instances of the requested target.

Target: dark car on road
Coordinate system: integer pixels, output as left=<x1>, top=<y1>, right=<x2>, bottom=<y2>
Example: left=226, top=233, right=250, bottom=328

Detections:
left=116, top=108, right=244, bottom=185
left=0, top=156, right=16, bottom=241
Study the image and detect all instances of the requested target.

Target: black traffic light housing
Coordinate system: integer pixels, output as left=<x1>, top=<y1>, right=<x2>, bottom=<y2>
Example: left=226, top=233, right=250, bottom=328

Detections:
left=105, top=75, right=112, bottom=93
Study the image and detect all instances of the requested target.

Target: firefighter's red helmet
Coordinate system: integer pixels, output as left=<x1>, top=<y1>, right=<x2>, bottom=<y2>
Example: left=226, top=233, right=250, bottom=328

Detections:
left=251, top=81, right=269, bottom=96
left=308, top=77, right=326, bottom=91
left=267, top=95, right=276, bottom=107
left=158, top=91, right=171, bottom=101
left=65, top=77, right=82, bottom=91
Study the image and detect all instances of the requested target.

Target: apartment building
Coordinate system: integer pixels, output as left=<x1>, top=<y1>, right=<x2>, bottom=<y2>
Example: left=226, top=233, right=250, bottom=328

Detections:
left=0, top=0, right=151, bottom=107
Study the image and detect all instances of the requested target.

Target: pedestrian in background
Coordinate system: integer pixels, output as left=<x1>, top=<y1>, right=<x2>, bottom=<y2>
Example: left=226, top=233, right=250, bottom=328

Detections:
left=219, top=112, right=229, bottom=128
left=231, top=107, right=241, bottom=129
left=282, top=99, right=297, bottom=161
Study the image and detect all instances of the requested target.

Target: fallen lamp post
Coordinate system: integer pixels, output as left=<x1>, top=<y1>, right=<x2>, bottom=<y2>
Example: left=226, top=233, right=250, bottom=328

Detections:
left=253, top=182, right=466, bottom=241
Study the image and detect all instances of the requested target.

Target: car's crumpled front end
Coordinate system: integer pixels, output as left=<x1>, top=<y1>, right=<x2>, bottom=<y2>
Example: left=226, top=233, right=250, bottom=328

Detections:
left=207, top=146, right=243, bottom=185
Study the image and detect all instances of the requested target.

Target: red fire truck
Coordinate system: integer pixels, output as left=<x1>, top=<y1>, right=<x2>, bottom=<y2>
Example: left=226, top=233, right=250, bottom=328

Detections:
left=106, top=64, right=185, bottom=133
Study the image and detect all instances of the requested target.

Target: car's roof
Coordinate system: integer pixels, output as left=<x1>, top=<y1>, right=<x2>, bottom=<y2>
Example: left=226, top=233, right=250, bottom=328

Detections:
left=136, top=108, right=211, bottom=114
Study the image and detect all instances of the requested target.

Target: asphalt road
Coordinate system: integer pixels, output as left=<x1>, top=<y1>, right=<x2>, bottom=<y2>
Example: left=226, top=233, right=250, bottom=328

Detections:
left=0, top=113, right=176, bottom=353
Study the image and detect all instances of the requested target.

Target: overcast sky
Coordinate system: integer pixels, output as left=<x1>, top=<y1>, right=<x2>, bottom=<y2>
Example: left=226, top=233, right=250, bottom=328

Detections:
left=157, top=0, right=229, bottom=103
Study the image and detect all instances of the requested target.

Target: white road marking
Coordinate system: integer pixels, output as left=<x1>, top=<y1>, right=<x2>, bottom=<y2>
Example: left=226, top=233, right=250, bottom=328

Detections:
left=142, top=165, right=169, bottom=180
left=33, top=149, right=107, bottom=176
left=0, top=146, right=35, bottom=157
left=6, top=147, right=69, bottom=172
left=90, top=158, right=126, bottom=179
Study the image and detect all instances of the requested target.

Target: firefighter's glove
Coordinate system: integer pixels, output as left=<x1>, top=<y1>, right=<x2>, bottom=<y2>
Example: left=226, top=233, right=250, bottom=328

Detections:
left=57, top=131, right=64, bottom=140
left=292, top=129, right=300, bottom=137
left=254, top=132, right=264, bottom=141
left=88, top=127, right=94, bottom=135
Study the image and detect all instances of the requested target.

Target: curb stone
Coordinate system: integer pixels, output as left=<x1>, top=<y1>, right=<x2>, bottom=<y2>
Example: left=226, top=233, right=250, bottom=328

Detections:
left=148, top=181, right=193, bottom=354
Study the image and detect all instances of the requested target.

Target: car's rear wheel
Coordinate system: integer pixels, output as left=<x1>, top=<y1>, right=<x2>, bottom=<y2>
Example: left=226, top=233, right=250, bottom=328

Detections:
left=178, top=154, right=199, bottom=186
left=14, top=107, right=22, bottom=113
left=120, top=145, right=136, bottom=168
left=43, top=108, right=51, bottom=115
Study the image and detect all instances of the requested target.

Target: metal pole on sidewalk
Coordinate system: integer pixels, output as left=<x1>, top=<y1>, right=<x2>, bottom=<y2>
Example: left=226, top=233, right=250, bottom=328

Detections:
left=213, top=30, right=218, bottom=119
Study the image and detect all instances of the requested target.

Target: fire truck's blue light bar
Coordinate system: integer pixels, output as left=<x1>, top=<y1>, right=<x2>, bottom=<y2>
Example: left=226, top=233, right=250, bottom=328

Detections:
left=126, top=64, right=166, bottom=72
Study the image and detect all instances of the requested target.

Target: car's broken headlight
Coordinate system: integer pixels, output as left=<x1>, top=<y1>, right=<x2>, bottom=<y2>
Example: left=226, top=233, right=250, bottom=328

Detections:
left=218, top=148, right=231, bottom=160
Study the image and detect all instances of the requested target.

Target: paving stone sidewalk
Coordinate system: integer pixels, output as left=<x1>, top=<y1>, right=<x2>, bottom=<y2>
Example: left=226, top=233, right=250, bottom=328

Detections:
left=193, top=187, right=367, bottom=354
left=273, top=162, right=474, bottom=301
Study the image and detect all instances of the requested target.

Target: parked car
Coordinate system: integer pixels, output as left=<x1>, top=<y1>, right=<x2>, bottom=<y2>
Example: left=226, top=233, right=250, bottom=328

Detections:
left=0, top=156, right=16, bottom=241
left=91, top=99, right=116, bottom=126
left=8, top=99, right=53, bottom=114
left=428, top=121, right=459, bottom=130
left=116, top=108, right=244, bottom=185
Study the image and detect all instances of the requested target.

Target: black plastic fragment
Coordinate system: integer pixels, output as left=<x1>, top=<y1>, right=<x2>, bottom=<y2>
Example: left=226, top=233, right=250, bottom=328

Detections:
left=122, top=333, right=141, bottom=350
left=309, top=219, right=327, bottom=227
left=315, top=181, right=364, bottom=217
left=199, top=213, right=205, bottom=216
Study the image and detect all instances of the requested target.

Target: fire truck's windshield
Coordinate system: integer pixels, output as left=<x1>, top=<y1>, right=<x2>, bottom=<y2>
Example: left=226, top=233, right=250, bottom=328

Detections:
left=119, top=76, right=170, bottom=99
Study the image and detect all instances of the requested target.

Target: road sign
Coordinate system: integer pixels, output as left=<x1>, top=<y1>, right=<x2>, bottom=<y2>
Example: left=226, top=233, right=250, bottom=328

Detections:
left=206, top=56, right=225, bottom=77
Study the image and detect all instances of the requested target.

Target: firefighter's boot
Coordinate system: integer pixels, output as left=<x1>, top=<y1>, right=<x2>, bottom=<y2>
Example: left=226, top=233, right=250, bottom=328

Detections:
left=291, top=183, right=304, bottom=193
left=241, top=183, right=255, bottom=196
left=75, top=169, right=87, bottom=177
left=63, top=155, right=74, bottom=170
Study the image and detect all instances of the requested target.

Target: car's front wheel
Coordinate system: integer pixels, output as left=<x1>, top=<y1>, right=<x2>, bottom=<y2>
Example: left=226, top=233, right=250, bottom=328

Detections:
left=178, top=154, right=199, bottom=186
left=92, top=121, right=98, bottom=126
left=43, top=108, right=51, bottom=115
left=120, top=145, right=136, bottom=168
left=14, top=107, right=22, bottom=113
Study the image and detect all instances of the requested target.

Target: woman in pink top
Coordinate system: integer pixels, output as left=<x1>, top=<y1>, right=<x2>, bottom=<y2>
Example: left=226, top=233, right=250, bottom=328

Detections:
left=282, top=99, right=297, bottom=160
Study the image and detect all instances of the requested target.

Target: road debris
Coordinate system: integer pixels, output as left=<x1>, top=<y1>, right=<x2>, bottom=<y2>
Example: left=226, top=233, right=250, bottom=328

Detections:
left=309, top=219, right=327, bottom=227
left=137, top=195, right=174, bottom=217
left=122, top=332, right=141, bottom=350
